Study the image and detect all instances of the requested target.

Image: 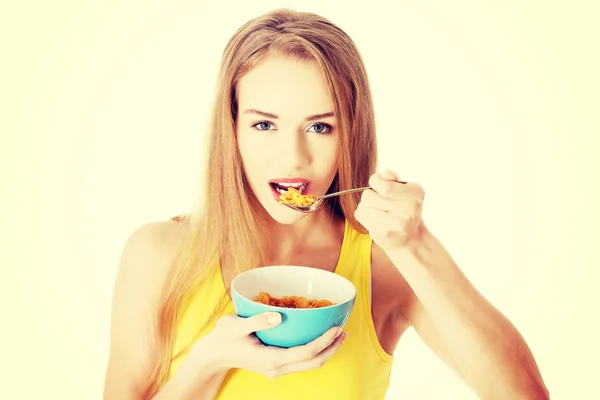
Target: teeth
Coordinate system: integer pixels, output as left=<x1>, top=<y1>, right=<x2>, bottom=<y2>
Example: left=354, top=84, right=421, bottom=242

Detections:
left=277, top=182, right=304, bottom=188
left=272, top=182, right=309, bottom=195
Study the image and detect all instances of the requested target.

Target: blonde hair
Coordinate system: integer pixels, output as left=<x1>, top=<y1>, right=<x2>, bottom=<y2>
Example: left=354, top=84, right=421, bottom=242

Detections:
left=140, top=8, right=378, bottom=399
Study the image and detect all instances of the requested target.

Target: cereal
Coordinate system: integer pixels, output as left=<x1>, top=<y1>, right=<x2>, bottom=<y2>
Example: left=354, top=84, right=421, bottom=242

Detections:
left=254, top=291, right=335, bottom=308
left=278, top=187, right=318, bottom=207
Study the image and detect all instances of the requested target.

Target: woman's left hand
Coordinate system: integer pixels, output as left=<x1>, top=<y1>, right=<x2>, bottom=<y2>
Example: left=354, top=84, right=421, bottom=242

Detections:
left=354, top=170, right=426, bottom=253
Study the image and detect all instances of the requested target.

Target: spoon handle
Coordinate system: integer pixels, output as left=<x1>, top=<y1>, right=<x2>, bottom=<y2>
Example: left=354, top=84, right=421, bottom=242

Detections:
left=319, top=180, right=407, bottom=200
left=319, top=186, right=372, bottom=200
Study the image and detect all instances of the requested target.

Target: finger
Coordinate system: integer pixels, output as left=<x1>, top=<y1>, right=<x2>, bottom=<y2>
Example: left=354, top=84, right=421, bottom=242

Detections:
left=275, top=332, right=348, bottom=376
left=277, top=326, right=343, bottom=365
left=356, top=204, right=410, bottom=236
left=237, top=312, right=282, bottom=335
left=369, top=174, right=408, bottom=199
left=369, top=175, right=421, bottom=201
left=360, top=189, right=419, bottom=217
left=360, top=189, right=399, bottom=214
left=376, top=169, right=408, bottom=184
left=378, top=169, right=401, bottom=182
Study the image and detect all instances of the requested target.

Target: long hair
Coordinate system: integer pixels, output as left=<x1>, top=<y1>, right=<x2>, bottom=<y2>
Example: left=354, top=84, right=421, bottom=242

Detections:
left=140, top=8, right=378, bottom=399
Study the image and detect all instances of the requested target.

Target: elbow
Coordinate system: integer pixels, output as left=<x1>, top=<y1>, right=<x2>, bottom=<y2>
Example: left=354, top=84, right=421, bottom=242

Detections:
left=524, top=366, right=550, bottom=400
left=491, top=385, right=549, bottom=400
left=515, top=378, right=550, bottom=400
left=531, top=383, right=550, bottom=400
left=485, top=376, right=550, bottom=400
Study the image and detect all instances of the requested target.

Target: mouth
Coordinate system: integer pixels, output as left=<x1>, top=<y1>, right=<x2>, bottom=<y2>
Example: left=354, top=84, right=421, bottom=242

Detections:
left=268, top=178, right=311, bottom=200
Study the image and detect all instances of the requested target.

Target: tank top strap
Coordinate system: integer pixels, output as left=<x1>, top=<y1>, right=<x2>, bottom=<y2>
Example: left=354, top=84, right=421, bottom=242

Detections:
left=169, top=218, right=395, bottom=399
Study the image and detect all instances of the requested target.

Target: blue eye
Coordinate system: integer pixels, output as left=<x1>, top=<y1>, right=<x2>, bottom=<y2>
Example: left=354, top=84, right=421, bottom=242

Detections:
left=309, top=123, right=332, bottom=134
left=252, top=121, right=274, bottom=131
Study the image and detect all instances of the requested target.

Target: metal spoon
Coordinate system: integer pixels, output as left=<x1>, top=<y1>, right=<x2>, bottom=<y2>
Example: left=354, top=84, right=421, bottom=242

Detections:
left=282, top=181, right=407, bottom=213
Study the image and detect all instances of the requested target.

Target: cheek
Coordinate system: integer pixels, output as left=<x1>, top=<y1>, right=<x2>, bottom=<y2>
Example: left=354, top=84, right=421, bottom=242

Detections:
left=238, top=134, right=268, bottom=181
left=313, top=141, right=339, bottom=177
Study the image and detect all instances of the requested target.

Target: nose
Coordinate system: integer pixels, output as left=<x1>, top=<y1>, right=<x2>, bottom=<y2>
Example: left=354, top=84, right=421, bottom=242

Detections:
left=281, top=131, right=311, bottom=171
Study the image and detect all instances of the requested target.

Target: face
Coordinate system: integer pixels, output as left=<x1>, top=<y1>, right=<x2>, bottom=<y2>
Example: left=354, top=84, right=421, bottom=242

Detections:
left=236, top=52, right=340, bottom=224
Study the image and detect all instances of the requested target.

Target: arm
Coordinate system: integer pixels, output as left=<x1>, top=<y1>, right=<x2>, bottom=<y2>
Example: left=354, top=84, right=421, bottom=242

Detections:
left=151, top=347, right=228, bottom=400
left=388, top=227, right=549, bottom=400
left=102, top=220, right=228, bottom=400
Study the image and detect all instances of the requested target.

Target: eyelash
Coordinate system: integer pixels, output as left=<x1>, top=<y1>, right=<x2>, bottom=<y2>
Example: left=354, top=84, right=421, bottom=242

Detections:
left=251, top=121, right=333, bottom=134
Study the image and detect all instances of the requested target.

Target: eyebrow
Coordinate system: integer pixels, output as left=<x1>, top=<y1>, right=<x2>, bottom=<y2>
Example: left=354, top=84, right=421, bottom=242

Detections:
left=243, top=109, right=335, bottom=122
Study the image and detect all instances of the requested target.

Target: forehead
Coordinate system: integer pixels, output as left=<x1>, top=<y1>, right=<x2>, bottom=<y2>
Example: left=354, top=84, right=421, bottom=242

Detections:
left=236, top=52, right=334, bottom=118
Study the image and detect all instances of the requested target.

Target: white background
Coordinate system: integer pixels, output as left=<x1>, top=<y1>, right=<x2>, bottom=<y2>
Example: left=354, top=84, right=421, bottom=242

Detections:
left=2, top=0, right=599, bottom=399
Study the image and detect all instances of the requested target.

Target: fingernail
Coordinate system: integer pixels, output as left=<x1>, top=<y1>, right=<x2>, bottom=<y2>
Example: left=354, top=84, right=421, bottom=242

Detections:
left=267, top=313, right=281, bottom=325
left=335, top=328, right=343, bottom=338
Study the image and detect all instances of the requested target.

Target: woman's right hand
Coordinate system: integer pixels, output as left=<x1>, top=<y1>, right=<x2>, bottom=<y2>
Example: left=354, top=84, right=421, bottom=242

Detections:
left=190, top=312, right=348, bottom=379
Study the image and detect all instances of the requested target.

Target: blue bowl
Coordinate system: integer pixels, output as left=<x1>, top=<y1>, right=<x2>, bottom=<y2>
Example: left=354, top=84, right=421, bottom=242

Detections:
left=231, top=265, right=356, bottom=348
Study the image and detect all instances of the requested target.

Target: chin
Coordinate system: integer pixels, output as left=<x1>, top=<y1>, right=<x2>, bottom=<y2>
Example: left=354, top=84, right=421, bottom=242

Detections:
left=249, top=179, right=327, bottom=225
left=261, top=202, right=308, bottom=225
left=253, top=188, right=308, bottom=225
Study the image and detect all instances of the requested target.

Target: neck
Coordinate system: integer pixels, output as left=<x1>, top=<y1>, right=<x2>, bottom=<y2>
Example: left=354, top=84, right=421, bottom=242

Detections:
left=266, top=209, right=345, bottom=265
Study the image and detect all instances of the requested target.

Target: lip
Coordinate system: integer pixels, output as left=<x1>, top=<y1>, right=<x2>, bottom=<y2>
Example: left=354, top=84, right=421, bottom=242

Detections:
left=268, top=178, right=312, bottom=202
left=268, top=178, right=311, bottom=185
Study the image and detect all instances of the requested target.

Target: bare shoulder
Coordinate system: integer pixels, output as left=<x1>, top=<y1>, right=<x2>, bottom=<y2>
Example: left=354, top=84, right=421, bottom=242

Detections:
left=115, top=216, right=188, bottom=292
left=122, top=216, right=187, bottom=269
left=103, top=215, right=189, bottom=399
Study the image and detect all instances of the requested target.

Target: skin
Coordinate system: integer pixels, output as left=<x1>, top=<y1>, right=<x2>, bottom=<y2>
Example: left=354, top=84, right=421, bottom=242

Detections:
left=235, top=52, right=342, bottom=267
left=103, top=52, right=549, bottom=399
left=233, top=52, right=409, bottom=355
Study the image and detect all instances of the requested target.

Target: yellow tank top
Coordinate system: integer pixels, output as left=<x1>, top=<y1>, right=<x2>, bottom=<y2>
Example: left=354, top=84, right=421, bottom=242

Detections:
left=168, top=219, right=394, bottom=399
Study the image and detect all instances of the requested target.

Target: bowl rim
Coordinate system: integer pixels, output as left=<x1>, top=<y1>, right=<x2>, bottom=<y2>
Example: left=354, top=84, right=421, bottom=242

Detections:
left=230, top=265, right=357, bottom=311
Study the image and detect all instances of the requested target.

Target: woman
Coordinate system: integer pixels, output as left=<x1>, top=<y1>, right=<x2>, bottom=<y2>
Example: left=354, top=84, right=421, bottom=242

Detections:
left=103, top=8, right=548, bottom=400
